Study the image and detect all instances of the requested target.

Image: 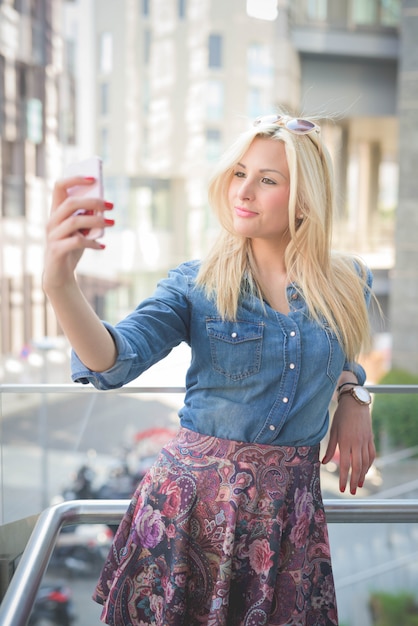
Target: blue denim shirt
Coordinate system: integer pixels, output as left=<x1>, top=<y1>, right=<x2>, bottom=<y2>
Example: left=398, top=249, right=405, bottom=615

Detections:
left=72, top=260, right=371, bottom=446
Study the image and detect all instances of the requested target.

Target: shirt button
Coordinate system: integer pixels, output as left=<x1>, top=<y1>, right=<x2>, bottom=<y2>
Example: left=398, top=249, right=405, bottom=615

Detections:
left=269, top=425, right=275, bottom=431
left=290, top=331, right=296, bottom=337
left=291, top=293, right=298, bottom=300
left=289, top=363, right=295, bottom=369
left=231, top=332, right=237, bottom=338
left=282, top=397, right=289, bottom=403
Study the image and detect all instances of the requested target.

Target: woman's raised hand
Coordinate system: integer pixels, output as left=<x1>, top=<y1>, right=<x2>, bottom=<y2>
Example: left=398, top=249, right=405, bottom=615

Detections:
left=43, top=176, right=114, bottom=292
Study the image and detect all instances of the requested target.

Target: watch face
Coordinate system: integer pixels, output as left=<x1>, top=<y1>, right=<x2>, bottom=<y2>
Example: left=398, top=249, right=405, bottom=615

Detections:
left=354, top=386, right=371, bottom=403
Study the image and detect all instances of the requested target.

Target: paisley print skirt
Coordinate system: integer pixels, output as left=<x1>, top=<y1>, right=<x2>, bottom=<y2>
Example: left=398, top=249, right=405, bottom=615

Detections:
left=93, top=427, right=338, bottom=625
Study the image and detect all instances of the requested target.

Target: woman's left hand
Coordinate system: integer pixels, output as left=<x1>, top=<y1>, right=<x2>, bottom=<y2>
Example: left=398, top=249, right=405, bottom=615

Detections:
left=322, top=397, right=376, bottom=495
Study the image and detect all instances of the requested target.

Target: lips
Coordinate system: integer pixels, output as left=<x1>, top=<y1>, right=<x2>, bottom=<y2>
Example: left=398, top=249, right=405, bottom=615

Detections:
left=235, top=206, right=258, bottom=218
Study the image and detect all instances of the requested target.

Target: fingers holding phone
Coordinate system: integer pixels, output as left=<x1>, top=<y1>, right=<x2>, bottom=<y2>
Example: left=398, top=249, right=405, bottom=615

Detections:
left=64, top=156, right=105, bottom=240
left=45, top=157, right=114, bottom=290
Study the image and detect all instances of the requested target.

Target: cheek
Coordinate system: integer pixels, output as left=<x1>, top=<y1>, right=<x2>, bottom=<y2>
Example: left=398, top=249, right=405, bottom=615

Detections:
left=227, top=180, right=237, bottom=204
left=272, top=188, right=290, bottom=209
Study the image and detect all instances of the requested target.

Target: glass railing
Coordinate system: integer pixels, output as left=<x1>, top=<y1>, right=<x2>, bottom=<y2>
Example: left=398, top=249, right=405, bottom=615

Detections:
left=1, top=383, right=417, bottom=626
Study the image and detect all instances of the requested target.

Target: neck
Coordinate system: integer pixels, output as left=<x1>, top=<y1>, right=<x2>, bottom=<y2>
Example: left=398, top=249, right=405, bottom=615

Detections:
left=250, top=238, right=288, bottom=278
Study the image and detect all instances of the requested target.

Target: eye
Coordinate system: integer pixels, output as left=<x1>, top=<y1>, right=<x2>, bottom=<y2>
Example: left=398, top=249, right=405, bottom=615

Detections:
left=234, top=170, right=246, bottom=178
left=261, top=177, right=276, bottom=185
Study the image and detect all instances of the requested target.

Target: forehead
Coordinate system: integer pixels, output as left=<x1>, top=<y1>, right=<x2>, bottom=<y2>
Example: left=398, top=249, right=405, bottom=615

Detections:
left=242, top=137, right=287, bottom=162
left=239, top=137, right=289, bottom=175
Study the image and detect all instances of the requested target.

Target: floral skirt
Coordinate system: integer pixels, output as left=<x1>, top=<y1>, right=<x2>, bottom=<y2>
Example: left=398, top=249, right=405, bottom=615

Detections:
left=93, top=427, right=338, bottom=625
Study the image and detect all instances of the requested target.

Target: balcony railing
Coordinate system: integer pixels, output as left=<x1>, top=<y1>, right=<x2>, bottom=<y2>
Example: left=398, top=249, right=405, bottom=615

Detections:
left=0, top=382, right=417, bottom=626
left=0, top=497, right=417, bottom=626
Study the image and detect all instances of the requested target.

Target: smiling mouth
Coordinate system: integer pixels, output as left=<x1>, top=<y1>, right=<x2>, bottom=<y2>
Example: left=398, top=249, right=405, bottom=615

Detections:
left=235, top=206, right=258, bottom=217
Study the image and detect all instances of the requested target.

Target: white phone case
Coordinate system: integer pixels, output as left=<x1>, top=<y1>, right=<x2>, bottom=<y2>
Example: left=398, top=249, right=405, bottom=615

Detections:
left=64, top=156, right=104, bottom=239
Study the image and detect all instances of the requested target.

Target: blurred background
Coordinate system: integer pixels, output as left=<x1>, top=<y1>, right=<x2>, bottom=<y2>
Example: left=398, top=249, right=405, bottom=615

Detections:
left=1, top=0, right=416, bottom=386
left=1, top=2, right=418, bottom=625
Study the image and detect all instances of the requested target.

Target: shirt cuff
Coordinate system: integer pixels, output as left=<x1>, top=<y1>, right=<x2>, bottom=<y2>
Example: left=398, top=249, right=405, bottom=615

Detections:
left=343, top=361, right=366, bottom=386
left=71, top=322, right=137, bottom=389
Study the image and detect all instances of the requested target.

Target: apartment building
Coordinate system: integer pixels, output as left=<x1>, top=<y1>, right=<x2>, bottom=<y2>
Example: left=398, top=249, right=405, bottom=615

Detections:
left=0, top=0, right=65, bottom=359
left=2, top=0, right=415, bottom=376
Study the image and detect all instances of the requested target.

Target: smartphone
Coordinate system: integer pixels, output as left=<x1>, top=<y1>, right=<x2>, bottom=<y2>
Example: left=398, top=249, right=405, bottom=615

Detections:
left=64, top=156, right=104, bottom=239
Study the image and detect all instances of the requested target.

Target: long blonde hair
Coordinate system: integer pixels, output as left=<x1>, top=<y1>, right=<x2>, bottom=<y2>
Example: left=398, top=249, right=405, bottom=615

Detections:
left=196, top=117, right=372, bottom=361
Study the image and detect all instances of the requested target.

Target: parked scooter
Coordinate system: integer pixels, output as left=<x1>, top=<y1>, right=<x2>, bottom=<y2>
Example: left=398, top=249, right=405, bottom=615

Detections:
left=48, top=522, right=114, bottom=577
left=28, top=581, right=76, bottom=626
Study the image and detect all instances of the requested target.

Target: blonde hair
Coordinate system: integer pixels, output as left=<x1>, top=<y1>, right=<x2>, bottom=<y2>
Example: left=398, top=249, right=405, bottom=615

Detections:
left=196, top=116, right=372, bottom=361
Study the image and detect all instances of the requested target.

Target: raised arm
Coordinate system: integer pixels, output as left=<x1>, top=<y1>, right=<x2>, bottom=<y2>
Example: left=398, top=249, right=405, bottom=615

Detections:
left=43, top=176, right=117, bottom=372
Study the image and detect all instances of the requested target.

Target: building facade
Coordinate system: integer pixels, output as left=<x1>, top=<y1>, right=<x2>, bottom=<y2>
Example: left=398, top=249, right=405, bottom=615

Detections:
left=0, top=0, right=65, bottom=360
left=2, top=0, right=414, bottom=378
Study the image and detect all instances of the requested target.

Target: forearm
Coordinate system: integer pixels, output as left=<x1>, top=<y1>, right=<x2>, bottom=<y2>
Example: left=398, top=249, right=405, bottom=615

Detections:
left=337, top=371, right=358, bottom=390
left=45, top=281, right=117, bottom=372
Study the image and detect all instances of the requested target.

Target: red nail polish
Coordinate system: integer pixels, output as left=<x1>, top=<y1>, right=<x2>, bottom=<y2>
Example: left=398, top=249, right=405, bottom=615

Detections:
left=84, top=176, right=95, bottom=181
left=104, top=201, right=114, bottom=208
left=104, top=219, right=115, bottom=226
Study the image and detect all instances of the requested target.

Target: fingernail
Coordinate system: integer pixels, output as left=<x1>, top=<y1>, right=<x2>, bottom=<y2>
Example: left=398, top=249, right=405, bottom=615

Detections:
left=358, top=481, right=364, bottom=488
left=340, top=486, right=346, bottom=493
left=104, top=219, right=115, bottom=226
left=104, top=201, right=114, bottom=208
left=99, top=243, right=106, bottom=249
left=84, top=176, right=95, bottom=181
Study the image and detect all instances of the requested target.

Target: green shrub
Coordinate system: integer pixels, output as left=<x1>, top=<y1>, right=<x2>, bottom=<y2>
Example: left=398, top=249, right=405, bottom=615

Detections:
left=372, top=368, right=418, bottom=452
left=369, top=591, right=418, bottom=625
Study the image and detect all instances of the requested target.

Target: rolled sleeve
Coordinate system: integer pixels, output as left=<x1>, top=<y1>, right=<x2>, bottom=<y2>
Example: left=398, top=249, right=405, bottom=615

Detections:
left=70, top=264, right=193, bottom=389
left=342, top=361, right=366, bottom=385
left=71, top=322, right=139, bottom=389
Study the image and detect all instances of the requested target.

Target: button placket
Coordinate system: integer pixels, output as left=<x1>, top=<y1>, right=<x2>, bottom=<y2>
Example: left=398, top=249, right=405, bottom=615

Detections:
left=262, top=323, right=300, bottom=440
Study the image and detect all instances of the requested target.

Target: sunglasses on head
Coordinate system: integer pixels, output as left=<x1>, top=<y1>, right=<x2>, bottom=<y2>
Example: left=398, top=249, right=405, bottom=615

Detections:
left=253, top=114, right=320, bottom=135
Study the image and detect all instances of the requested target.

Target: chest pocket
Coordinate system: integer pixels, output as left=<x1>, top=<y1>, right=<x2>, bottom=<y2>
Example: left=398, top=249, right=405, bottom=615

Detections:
left=206, top=319, right=264, bottom=381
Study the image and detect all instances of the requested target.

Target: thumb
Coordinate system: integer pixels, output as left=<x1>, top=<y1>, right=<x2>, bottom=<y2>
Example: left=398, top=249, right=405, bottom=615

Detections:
left=322, top=432, right=337, bottom=465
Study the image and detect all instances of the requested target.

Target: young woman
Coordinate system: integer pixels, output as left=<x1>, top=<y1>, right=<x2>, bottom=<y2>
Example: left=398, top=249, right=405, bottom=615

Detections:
left=43, top=114, right=375, bottom=625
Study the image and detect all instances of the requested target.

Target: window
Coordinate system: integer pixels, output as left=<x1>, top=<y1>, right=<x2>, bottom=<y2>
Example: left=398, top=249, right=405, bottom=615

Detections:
left=26, top=98, right=43, bottom=144
left=99, top=32, right=113, bottom=74
left=380, top=0, right=400, bottom=26
left=247, top=43, right=273, bottom=84
left=178, top=0, right=186, bottom=19
left=0, top=54, right=5, bottom=134
left=206, top=128, right=222, bottom=161
left=2, top=141, right=25, bottom=217
left=352, top=0, right=378, bottom=25
left=247, top=87, right=272, bottom=119
left=351, top=0, right=400, bottom=26
left=206, top=80, right=224, bottom=120
left=208, top=34, right=223, bottom=69
left=142, top=0, right=150, bottom=17
left=65, top=39, right=76, bottom=75
left=101, top=127, right=110, bottom=162
left=143, top=29, right=151, bottom=65
left=307, top=0, right=327, bottom=21
left=100, top=83, right=109, bottom=116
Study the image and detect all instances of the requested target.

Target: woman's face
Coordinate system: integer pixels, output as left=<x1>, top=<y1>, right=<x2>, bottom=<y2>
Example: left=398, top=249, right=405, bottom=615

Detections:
left=228, top=137, right=291, bottom=245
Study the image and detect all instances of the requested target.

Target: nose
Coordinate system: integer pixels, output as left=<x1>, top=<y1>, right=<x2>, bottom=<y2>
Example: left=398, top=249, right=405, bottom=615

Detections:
left=237, top=178, right=254, bottom=201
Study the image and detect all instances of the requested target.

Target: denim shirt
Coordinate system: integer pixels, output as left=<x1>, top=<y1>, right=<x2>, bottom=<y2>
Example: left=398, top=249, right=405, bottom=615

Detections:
left=71, top=260, right=371, bottom=447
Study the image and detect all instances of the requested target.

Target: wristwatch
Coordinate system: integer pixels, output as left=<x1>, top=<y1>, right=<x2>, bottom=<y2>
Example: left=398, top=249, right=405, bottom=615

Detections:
left=338, top=385, right=372, bottom=405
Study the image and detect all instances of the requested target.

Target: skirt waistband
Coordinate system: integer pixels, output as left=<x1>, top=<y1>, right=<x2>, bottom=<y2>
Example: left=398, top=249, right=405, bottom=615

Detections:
left=165, top=427, right=320, bottom=466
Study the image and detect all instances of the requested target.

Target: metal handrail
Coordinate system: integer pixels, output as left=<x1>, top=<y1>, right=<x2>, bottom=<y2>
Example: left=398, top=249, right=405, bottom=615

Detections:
left=1, top=383, right=418, bottom=394
left=0, top=499, right=418, bottom=626
left=1, top=383, right=418, bottom=625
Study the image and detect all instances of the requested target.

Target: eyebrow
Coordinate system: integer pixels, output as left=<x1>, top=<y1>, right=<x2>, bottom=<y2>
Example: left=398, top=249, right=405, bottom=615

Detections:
left=236, top=162, right=288, bottom=181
